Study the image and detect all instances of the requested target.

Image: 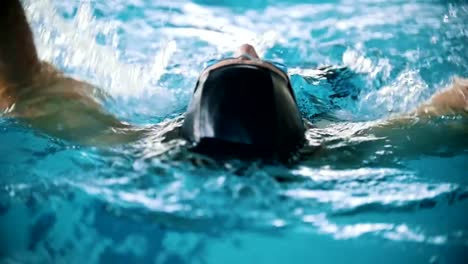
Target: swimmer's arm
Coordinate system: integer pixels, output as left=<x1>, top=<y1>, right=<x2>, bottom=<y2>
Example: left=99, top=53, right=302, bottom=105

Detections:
left=354, top=77, right=467, bottom=160
left=369, top=77, right=467, bottom=133
left=15, top=67, right=149, bottom=146
left=0, top=0, right=41, bottom=88
left=414, top=77, right=468, bottom=117
left=0, top=0, right=145, bottom=146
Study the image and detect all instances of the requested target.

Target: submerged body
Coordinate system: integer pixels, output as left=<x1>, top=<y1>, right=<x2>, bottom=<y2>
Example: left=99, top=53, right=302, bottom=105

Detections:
left=0, top=0, right=467, bottom=161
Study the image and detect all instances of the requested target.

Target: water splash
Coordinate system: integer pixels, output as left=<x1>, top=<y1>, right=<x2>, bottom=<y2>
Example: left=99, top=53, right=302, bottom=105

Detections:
left=356, top=70, right=432, bottom=119
left=24, top=0, right=176, bottom=99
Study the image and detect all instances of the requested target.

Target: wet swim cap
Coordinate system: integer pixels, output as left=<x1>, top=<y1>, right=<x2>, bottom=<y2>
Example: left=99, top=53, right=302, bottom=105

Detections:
left=182, top=64, right=305, bottom=158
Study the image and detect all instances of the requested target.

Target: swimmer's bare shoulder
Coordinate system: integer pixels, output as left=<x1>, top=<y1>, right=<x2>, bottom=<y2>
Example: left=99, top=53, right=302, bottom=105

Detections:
left=0, top=0, right=147, bottom=145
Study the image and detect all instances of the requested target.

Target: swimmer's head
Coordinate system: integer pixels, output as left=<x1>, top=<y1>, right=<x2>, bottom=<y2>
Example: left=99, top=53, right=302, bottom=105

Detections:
left=182, top=45, right=305, bottom=159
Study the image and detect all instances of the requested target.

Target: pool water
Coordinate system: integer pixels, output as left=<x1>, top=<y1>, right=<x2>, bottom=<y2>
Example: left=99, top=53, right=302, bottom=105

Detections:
left=1, top=0, right=468, bottom=263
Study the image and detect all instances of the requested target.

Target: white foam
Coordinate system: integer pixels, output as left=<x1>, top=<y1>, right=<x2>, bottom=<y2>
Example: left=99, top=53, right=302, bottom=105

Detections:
left=24, top=0, right=176, bottom=99
left=358, top=70, right=432, bottom=117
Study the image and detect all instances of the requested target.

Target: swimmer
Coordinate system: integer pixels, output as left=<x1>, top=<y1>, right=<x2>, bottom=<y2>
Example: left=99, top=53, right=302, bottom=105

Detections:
left=1, top=0, right=467, bottom=160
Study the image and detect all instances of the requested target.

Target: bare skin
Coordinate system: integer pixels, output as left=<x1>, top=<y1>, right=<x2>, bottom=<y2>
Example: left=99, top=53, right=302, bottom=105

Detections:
left=416, top=77, right=468, bottom=116
left=0, top=0, right=148, bottom=145
left=0, top=0, right=467, bottom=152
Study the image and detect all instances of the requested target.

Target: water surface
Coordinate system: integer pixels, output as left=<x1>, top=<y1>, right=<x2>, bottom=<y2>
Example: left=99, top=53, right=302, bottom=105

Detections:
left=1, top=0, right=467, bottom=263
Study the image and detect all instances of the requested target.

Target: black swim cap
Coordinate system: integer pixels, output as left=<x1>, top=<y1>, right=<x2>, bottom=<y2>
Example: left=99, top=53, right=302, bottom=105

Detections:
left=182, top=64, right=305, bottom=158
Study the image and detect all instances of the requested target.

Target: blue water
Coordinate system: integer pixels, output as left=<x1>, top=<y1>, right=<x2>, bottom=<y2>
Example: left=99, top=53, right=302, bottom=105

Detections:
left=1, top=0, right=468, bottom=263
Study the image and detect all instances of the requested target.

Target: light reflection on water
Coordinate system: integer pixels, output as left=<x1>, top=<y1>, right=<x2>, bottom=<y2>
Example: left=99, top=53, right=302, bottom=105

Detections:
left=1, top=0, right=468, bottom=263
